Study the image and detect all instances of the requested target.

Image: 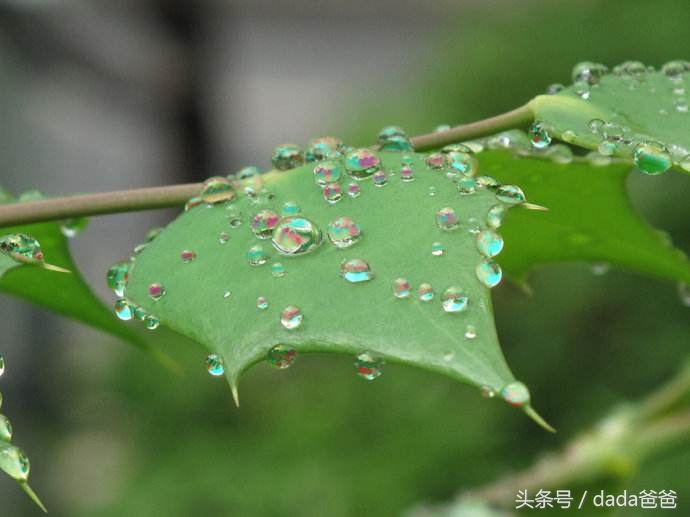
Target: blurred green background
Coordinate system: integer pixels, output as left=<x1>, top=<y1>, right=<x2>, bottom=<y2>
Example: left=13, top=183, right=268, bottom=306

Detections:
left=1, top=0, right=689, bottom=515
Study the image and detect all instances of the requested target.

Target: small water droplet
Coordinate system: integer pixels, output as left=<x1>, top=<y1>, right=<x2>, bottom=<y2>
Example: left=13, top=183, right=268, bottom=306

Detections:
left=486, top=205, right=507, bottom=229
left=464, top=325, right=477, bottom=339
left=247, top=245, right=268, bottom=266
left=529, top=121, right=551, bottom=149
left=281, top=305, right=303, bottom=330
left=267, top=345, right=297, bottom=369
left=392, top=278, right=411, bottom=298
left=340, top=258, right=374, bottom=283
left=272, top=217, right=323, bottom=255
left=345, top=149, right=381, bottom=179
left=134, top=306, right=148, bottom=321
left=200, top=177, right=236, bottom=204
left=180, top=250, right=196, bottom=263
left=475, top=176, right=500, bottom=190
left=428, top=186, right=437, bottom=197
left=546, top=144, right=574, bottom=164
left=678, top=282, right=690, bottom=307
left=307, top=136, right=345, bottom=161
left=480, top=385, right=496, bottom=398
left=0, top=444, right=30, bottom=481
left=323, top=183, right=343, bottom=204
left=634, top=141, right=671, bottom=175
left=441, top=286, right=469, bottom=313
left=218, top=232, right=230, bottom=244
left=60, top=217, right=88, bottom=238
left=272, top=144, right=305, bottom=170
left=205, top=354, right=225, bottom=376
left=354, top=351, right=383, bottom=380
left=256, top=296, right=269, bottom=309
left=227, top=206, right=243, bottom=228
left=106, top=261, right=130, bottom=297
left=436, top=207, right=459, bottom=230
left=572, top=61, right=609, bottom=85
left=495, top=185, right=526, bottom=204
left=431, top=242, right=445, bottom=256
left=0, top=355, right=4, bottom=377
left=661, top=60, right=690, bottom=79
left=313, top=161, right=343, bottom=186
left=251, top=210, right=281, bottom=239
left=144, top=315, right=160, bottom=330
left=281, top=201, right=301, bottom=216
left=0, top=234, right=44, bottom=263
left=562, top=129, right=577, bottom=143
left=114, top=299, right=133, bottom=321
left=500, top=381, right=530, bottom=407
left=591, top=262, right=611, bottom=275
left=0, top=414, right=13, bottom=442
left=271, top=262, right=286, bottom=277
left=377, top=125, right=406, bottom=144
left=380, top=135, right=414, bottom=152
left=546, top=83, right=564, bottom=94
left=456, top=177, right=476, bottom=195
left=425, top=153, right=447, bottom=170
left=372, top=170, right=388, bottom=187
left=223, top=290, right=232, bottom=299
left=443, top=351, right=455, bottom=361
left=447, top=151, right=478, bottom=176
left=327, top=217, right=361, bottom=249
left=148, top=282, right=166, bottom=301
left=400, top=166, right=414, bottom=181
left=418, top=283, right=434, bottom=302
left=476, top=229, right=504, bottom=258
left=597, top=139, right=617, bottom=156
left=588, top=118, right=605, bottom=134
left=676, top=99, right=690, bottom=113
left=347, top=183, right=361, bottom=198
left=476, top=260, right=503, bottom=288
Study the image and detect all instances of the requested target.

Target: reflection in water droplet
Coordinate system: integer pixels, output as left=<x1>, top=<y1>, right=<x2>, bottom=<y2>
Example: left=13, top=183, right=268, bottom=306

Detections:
left=447, top=151, right=478, bottom=176
left=313, top=161, right=343, bottom=186
left=441, top=286, right=469, bottom=313
left=495, top=185, right=526, bottom=204
left=476, top=229, right=504, bottom=258
left=107, top=261, right=130, bottom=297
left=500, top=381, right=531, bottom=407
left=431, top=242, right=445, bottom=256
left=486, top=205, right=507, bottom=229
left=633, top=141, right=671, bottom=175
left=0, top=233, right=44, bottom=263
left=345, top=149, right=381, bottom=179
left=529, top=121, right=551, bottom=149
left=272, top=217, right=323, bottom=255
left=0, top=414, right=13, bottom=442
left=327, top=217, right=361, bottom=249
left=134, top=306, right=147, bottom=321
left=200, top=177, right=236, bottom=204
left=347, top=183, right=361, bottom=198
left=354, top=351, right=383, bottom=380
left=281, top=305, right=303, bottom=330
left=180, top=250, right=196, bottom=263
left=372, top=170, right=388, bottom=187
left=323, top=183, right=343, bottom=204
left=425, top=153, right=447, bottom=170
left=436, top=207, right=459, bottom=230
left=400, top=166, right=414, bottom=182
left=271, top=262, right=286, bottom=277
left=476, top=260, right=503, bottom=288
left=247, top=245, right=268, bottom=266
left=418, top=283, right=434, bottom=301
left=307, top=136, right=344, bottom=161
left=114, top=299, right=133, bottom=321
left=340, top=259, right=374, bottom=283
left=205, top=354, right=225, bottom=376
left=0, top=444, right=30, bottom=481
left=465, top=325, right=477, bottom=339
left=267, top=345, right=297, bottom=369
left=251, top=210, right=281, bottom=239
left=148, top=283, right=166, bottom=301
left=392, top=278, right=411, bottom=299
left=272, top=144, right=305, bottom=170
left=256, top=296, right=269, bottom=309
left=380, top=135, right=414, bottom=152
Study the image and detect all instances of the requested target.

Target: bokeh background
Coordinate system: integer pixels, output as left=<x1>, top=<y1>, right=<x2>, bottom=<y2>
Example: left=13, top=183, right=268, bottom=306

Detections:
left=1, top=0, right=689, bottom=515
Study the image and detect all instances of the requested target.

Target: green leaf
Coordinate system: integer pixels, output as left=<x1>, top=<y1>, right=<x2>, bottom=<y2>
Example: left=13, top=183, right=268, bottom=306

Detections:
left=529, top=64, right=690, bottom=170
left=0, top=193, right=146, bottom=347
left=124, top=152, right=551, bottom=428
left=0, top=441, right=46, bottom=512
left=480, top=151, right=690, bottom=284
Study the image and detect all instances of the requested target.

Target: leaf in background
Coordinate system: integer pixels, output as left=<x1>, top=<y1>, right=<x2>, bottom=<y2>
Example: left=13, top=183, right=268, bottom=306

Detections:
left=530, top=62, right=690, bottom=173
left=479, top=151, right=690, bottom=284
left=124, top=151, right=551, bottom=428
left=0, top=192, right=147, bottom=347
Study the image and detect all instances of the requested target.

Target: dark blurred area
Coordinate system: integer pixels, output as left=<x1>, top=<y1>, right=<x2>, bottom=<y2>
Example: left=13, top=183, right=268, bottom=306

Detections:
left=0, top=1, right=689, bottom=515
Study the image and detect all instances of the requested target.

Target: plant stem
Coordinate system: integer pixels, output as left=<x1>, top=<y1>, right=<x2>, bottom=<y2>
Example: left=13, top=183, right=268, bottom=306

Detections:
left=0, top=104, right=533, bottom=228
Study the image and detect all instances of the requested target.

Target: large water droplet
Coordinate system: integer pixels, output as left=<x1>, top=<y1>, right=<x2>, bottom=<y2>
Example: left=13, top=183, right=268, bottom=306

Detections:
left=572, top=61, right=609, bottom=85
left=247, top=245, right=268, bottom=266
left=106, top=261, right=131, bottom=297
left=0, top=444, right=30, bottom=481
left=345, top=149, right=381, bottom=179
left=392, top=278, right=411, bottom=299
left=307, top=136, right=344, bottom=161
left=200, top=177, right=236, bottom=204
left=380, top=135, right=413, bottom=152
left=447, top=151, right=478, bottom=176
left=280, top=305, right=303, bottom=330
left=354, top=351, right=383, bottom=380
left=495, top=185, right=526, bottom=204
left=476, top=260, right=503, bottom=288
left=436, top=207, right=459, bottom=230
left=251, top=210, right=281, bottom=239
left=272, top=144, right=304, bottom=171
left=476, top=229, right=504, bottom=257
left=148, top=282, right=166, bottom=301
left=500, top=381, right=530, bottom=407
left=0, top=234, right=44, bottom=263
left=313, top=161, right=343, bottom=186
left=272, top=216, right=323, bottom=255
left=267, top=345, right=297, bottom=369
left=340, top=259, right=374, bottom=283
left=377, top=126, right=406, bottom=144
left=418, top=283, right=434, bottom=301
left=633, top=141, right=671, bottom=175
left=327, top=217, right=361, bottom=249
left=205, top=354, right=225, bottom=376
left=0, top=414, right=12, bottom=442
left=441, top=286, right=469, bottom=313
left=529, top=121, right=551, bottom=149
left=114, top=299, right=133, bottom=321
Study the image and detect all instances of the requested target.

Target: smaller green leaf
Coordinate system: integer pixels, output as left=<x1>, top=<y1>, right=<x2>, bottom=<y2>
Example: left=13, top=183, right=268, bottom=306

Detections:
left=0, top=441, right=46, bottom=512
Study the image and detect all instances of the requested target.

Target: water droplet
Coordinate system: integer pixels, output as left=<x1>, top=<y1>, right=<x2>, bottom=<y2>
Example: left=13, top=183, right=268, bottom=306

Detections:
left=480, top=385, right=496, bottom=398
left=377, top=125, right=406, bottom=144
left=106, top=261, right=130, bottom=297
left=133, top=306, right=148, bottom=321
left=340, top=258, right=374, bottom=283
left=185, top=197, right=202, bottom=211
left=60, top=217, right=89, bottom=238
left=271, top=144, right=304, bottom=171
left=634, top=141, right=671, bottom=175
left=562, top=129, right=577, bottom=143
left=327, top=217, right=361, bottom=249
left=271, top=262, right=286, bottom=277
left=236, top=165, right=261, bottom=180
left=495, top=185, right=526, bottom=204
left=613, top=60, right=646, bottom=78
left=681, top=155, right=690, bottom=172
left=323, top=183, right=343, bottom=204
left=428, top=186, right=437, bottom=197
left=588, top=118, right=605, bottom=134
left=354, top=351, right=383, bottom=380
left=431, top=242, right=445, bottom=256
left=401, top=154, right=416, bottom=165
left=200, top=177, right=236, bottom=204
left=572, top=61, right=609, bottom=85
left=227, top=206, right=243, bottom=228
left=280, top=305, right=303, bottom=330
left=392, top=278, right=411, bottom=298
left=218, top=232, right=230, bottom=244
left=678, top=282, right=690, bottom=307
left=372, top=170, right=388, bottom=187
left=313, top=161, right=343, bottom=186
left=256, top=296, right=269, bottom=309
left=675, top=98, right=689, bottom=113
left=425, top=153, right=447, bottom=170
left=0, top=234, right=44, bottom=263
left=267, top=345, right=297, bottom=369
left=489, top=130, right=531, bottom=152
left=529, top=121, right=551, bottom=149
left=0, top=414, right=12, bottom=442
left=380, top=135, right=414, bottom=152
left=475, top=176, right=500, bottom=190
left=545, top=144, right=574, bottom=164
left=546, top=83, right=564, bottom=94
left=418, top=283, right=434, bottom=301
left=0, top=355, right=4, bottom=376
left=307, top=136, right=344, bottom=161
left=400, top=166, right=414, bottom=181
left=250, top=210, right=281, bottom=239
left=345, top=149, right=381, bottom=179
left=205, top=354, right=224, bottom=376
left=591, top=262, right=611, bottom=275
left=597, top=139, right=616, bottom=156
left=436, top=207, right=459, bottom=230
left=447, top=151, right=478, bottom=176
left=586, top=151, right=612, bottom=166
left=247, top=245, right=268, bottom=266
left=0, top=444, right=30, bottom=481
left=476, top=260, right=503, bottom=288
left=464, top=324, right=477, bottom=339
left=443, top=351, right=455, bottom=361
left=272, top=216, right=323, bottom=255
left=180, top=250, right=196, bottom=263
left=144, top=315, right=160, bottom=330
left=661, top=60, right=690, bottom=80
left=114, top=299, right=133, bottom=321
left=441, top=286, right=469, bottom=313
left=148, top=282, right=166, bottom=301
left=223, top=290, right=232, bottom=299
left=500, top=381, right=530, bottom=407
left=347, top=183, right=361, bottom=198
left=456, top=177, right=476, bottom=195
left=476, top=229, right=504, bottom=258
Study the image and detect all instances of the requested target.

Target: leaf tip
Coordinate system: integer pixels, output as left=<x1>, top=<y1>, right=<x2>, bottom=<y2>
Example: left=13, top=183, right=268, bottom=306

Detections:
left=231, top=383, right=240, bottom=408
left=524, top=405, right=556, bottom=433
left=20, top=481, right=47, bottom=513
left=521, top=202, right=549, bottom=212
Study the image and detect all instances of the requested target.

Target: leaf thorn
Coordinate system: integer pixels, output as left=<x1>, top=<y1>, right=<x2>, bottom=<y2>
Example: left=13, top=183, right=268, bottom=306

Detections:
left=522, top=202, right=549, bottom=212
left=524, top=405, right=556, bottom=433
